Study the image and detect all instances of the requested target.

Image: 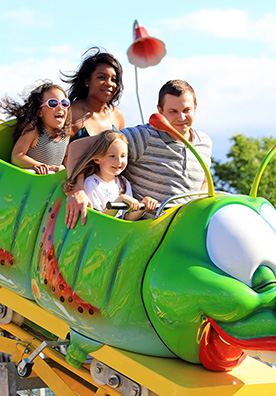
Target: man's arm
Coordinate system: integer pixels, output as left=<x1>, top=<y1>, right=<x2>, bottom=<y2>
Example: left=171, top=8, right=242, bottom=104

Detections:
left=65, top=137, right=94, bottom=228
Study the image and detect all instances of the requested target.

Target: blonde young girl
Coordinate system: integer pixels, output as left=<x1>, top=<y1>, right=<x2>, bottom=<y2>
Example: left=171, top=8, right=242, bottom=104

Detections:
left=63, top=130, right=157, bottom=220
left=1, top=82, right=71, bottom=174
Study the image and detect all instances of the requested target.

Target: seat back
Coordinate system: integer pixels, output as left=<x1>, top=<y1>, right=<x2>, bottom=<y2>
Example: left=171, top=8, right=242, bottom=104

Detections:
left=0, top=119, right=16, bottom=163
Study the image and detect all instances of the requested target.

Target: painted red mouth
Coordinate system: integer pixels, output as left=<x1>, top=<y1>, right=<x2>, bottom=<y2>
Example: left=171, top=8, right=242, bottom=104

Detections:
left=199, top=317, right=276, bottom=371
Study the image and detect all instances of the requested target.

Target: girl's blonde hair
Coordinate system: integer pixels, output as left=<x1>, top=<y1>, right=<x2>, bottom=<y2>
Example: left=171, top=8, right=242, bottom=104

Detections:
left=63, top=130, right=128, bottom=194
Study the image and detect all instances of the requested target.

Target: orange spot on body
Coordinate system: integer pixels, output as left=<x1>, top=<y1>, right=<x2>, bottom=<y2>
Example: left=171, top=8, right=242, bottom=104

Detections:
left=37, top=201, right=98, bottom=316
left=0, top=248, right=14, bottom=267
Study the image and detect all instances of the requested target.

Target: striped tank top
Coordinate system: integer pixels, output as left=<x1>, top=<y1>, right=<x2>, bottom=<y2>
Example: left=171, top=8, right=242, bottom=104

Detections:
left=26, top=130, right=67, bottom=165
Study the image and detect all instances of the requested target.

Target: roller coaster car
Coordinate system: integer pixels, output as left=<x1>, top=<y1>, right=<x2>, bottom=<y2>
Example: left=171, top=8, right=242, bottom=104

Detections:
left=1, top=114, right=276, bottom=376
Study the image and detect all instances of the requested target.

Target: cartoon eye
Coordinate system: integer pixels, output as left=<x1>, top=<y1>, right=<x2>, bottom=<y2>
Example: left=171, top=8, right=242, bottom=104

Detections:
left=260, top=203, right=276, bottom=233
left=206, top=204, right=276, bottom=286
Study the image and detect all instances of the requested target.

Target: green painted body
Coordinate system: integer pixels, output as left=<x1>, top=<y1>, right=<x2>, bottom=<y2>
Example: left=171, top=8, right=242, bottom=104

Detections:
left=1, top=120, right=276, bottom=371
left=0, top=157, right=177, bottom=359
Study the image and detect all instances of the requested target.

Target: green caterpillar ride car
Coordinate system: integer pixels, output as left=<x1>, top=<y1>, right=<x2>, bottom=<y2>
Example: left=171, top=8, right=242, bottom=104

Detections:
left=1, top=114, right=276, bottom=372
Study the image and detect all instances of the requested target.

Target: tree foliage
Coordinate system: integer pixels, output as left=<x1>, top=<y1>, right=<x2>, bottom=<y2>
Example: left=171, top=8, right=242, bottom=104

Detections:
left=211, top=133, right=276, bottom=206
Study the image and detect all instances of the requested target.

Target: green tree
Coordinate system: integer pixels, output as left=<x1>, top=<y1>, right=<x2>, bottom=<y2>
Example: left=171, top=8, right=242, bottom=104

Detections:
left=211, top=133, right=276, bottom=206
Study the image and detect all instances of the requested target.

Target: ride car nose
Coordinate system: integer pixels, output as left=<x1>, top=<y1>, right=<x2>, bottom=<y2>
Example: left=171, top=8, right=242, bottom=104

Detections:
left=252, top=265, right=276, bottom=293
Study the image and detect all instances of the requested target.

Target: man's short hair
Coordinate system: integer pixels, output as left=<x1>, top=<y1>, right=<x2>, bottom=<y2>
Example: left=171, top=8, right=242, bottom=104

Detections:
left=158, top=80, right=197, bottom=109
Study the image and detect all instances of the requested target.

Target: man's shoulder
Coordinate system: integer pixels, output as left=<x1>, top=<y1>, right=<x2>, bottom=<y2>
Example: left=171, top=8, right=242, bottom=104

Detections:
left=120, top=124, right=158, bottom=159
left=192, top=128, right=212, bottom=147
left=121, top=123, right=157, bottom=137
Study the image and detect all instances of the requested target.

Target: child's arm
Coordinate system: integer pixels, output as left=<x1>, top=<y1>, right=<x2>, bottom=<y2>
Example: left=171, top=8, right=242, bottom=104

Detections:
left=101, top=194, right=140, bottom=217
left=124, top=196, right=158, bottom=221
left=12, top=130, right=68, bottom=174
left=11, top=129, right=48, bottom=170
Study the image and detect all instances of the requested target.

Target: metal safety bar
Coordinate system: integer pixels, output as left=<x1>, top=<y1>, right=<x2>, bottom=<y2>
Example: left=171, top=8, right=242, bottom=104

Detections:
left=17, top=340, right=69, bottom=377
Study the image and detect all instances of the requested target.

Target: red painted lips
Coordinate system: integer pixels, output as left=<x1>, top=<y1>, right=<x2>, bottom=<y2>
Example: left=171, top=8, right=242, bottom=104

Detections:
left=199, top=317, right=276, bottom=371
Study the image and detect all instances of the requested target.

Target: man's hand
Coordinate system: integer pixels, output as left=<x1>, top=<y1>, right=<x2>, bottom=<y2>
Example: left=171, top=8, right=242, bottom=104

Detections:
left=65, top=190, right=93, bottom=229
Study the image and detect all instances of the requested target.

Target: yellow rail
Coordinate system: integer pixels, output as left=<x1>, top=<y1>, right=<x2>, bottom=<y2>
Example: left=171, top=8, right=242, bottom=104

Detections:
left=1, top=287, right=276, bottom=395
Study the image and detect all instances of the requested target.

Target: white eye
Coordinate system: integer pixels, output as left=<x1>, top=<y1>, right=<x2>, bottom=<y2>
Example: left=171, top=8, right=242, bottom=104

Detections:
left=206, top=204, right=276, bottom=286
left=260, top=203, right=276, bottom=233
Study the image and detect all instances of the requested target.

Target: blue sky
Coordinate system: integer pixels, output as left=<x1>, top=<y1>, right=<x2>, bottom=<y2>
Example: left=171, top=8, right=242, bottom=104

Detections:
left=1, top=1, right=276, bottom=161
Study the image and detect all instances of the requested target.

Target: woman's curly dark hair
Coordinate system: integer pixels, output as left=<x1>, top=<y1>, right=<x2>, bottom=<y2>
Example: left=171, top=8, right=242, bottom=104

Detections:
left=0, top=81, right=72, bottom=142
left=60, top=47, right=123, bottom=107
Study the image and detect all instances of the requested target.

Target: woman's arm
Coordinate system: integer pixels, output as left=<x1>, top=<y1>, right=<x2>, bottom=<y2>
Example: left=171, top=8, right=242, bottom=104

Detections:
left=67, top=137, right=94, bottom=176
left=65, top=137, right=95, bottom=228
left=66, top=173, right=93, bottom=228
left=113, top=107, right=125, bottom=129
left=70, top=101, right=85, bottom=136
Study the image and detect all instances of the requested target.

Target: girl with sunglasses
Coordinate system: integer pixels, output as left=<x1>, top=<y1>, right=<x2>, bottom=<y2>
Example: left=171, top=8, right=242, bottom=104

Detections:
left=60, top=47, right=125, bottom=142
left=1, top=82, right=71, bottom=174
left=63, top=130, right=157, bottom=220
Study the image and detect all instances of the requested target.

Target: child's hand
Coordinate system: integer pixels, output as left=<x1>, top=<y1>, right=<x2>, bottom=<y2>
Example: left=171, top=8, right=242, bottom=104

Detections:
left=141, top=196, right=158, bottom=211
left=123, top=196, right=158, bottom=221
left=33, top=164, right=50, bottom=174
left=49, top=165, right=65, bottom=173
left=117, top=194, right=140, bottom=211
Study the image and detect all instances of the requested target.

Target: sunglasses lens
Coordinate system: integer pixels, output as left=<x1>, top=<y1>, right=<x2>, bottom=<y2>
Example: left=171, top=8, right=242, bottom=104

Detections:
left=42, top=98, right=70, bottom=109
left=47, top=99, right=59, bottom=108
left=61, top=99, right=70, bottom=108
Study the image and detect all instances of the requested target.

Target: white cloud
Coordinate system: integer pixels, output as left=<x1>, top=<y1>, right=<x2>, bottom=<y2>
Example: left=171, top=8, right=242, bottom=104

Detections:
left=121, top=54, right=276, bottom=125
left=162, top=9, right=276, bottom=44
left=0, top=8, right=51, bottom=28
left=49, top=45, right=75, bottom=57
left=120, top=54, right=276, bottom=160
left=1, top=52, right=276, bottom=161
left=0, top=57, right=74, bottom=106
